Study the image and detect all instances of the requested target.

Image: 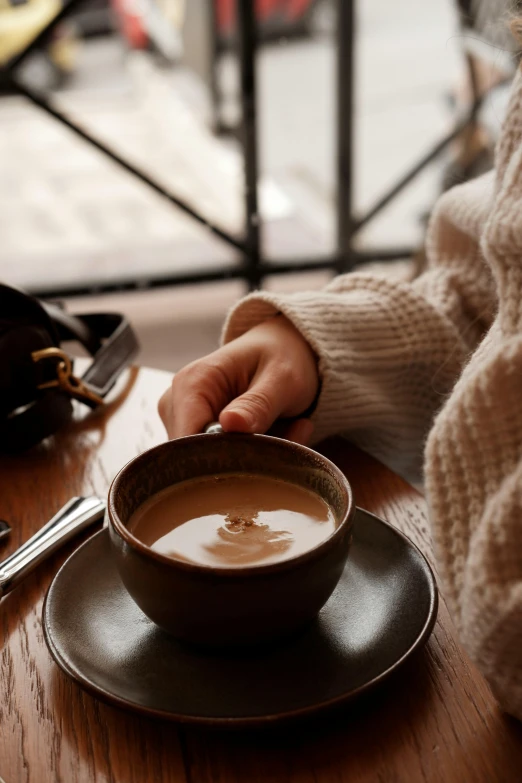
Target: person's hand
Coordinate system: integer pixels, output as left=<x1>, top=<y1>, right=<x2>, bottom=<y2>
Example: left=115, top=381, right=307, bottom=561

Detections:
left=158, top=315, right=319, bottom=445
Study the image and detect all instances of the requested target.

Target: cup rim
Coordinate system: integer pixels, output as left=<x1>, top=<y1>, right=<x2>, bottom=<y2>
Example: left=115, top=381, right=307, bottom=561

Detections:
left=108, top=433, right=355, bottom=577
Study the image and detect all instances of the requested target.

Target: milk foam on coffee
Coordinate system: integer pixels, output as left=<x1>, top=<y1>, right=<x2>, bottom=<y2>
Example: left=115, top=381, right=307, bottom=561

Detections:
left=128, top=473, right=336, bottom=567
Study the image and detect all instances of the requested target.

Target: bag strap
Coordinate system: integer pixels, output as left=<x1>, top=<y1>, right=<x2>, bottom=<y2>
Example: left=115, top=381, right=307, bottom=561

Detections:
left=39, top=305, right=139, bottom=405
left=79, top=313, right=139, bottom=398
left=42, top=303, right=102, bottom=354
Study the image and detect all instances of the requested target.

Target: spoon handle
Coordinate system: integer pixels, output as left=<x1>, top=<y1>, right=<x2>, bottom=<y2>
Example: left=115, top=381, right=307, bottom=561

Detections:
left=0, top=496, right=105, bottom=598
left=204, top=422, right=224, bottom=434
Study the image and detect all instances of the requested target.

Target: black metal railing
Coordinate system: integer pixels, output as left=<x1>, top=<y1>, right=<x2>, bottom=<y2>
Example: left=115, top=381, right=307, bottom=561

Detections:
left=1, top=0, right=483, bottom=299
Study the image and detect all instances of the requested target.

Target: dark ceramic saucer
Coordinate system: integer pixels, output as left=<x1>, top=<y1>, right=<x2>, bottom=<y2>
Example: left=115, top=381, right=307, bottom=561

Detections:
left=43, top=508, right=438, bottom=726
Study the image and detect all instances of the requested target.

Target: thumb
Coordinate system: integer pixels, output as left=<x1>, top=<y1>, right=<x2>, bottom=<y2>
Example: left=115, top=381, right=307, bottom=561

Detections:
left=219, top=379, right=281, bottom=434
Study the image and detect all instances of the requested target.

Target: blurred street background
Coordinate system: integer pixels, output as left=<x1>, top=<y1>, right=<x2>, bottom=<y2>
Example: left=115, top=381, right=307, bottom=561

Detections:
left=0, top=0, right=506, bottom=369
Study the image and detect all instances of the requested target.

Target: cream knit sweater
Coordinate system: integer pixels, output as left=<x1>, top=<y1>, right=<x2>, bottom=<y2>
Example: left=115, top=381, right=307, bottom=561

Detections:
left=222, top=70, right=522, bottom=720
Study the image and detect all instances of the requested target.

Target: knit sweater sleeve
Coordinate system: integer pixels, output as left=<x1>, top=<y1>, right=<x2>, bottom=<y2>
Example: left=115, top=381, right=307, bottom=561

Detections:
left=222, top=175, right=495, bottom=479
left=425, top=330, right=522, bottom=719
left=424, top=66, right=522, bottom=719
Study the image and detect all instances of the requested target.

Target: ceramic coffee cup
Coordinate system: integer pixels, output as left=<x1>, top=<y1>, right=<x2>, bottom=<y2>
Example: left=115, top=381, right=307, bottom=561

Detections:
left=108, top=432, right=355, bottom=647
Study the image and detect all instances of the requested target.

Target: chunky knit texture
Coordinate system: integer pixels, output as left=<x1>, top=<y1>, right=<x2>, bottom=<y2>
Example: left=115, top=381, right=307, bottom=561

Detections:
left=222, top=69, right=522, bottom=719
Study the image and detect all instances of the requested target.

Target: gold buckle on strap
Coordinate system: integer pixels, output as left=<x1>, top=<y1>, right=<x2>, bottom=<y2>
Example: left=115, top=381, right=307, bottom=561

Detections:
left=31, top=348, right=103, bottom=407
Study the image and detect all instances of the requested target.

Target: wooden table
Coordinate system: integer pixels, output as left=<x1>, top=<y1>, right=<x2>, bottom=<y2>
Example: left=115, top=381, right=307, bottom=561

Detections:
left=1, top=366, right=521, bottom=783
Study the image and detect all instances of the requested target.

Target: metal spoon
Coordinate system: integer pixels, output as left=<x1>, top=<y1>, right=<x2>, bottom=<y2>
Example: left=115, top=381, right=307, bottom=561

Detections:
left=0, top=496, right=105, bottom=599
left=204, top=422, right=224, bottom=434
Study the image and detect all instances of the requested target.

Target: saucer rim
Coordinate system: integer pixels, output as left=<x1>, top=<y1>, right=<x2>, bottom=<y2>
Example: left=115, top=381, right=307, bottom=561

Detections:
left=43, top=507, right=439, bottom=727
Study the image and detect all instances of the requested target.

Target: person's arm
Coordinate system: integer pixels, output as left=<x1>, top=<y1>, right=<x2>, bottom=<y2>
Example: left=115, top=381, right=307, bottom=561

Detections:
left=222, top=173, right=495, bottom=479
left=423, top=68, right=522, bottom=719
left=428, top=402, right=522, bottom=721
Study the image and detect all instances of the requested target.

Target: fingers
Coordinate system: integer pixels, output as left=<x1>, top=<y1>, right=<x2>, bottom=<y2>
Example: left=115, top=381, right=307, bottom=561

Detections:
left=158, top=359, right=233, bottom=439
left=160, top=359, right=296, bottom=440
left=219, top=376, right=315, bottom=441
left=267, top=418, right=314, bottom=445
left=165, top=391, right=216, bottom=440
left=158, top=315, right=320, bottom=441
left=219, top=377, right=281, bottom=434
left=219, top=356, right=310, bottom=434
left=284, top=418, right=314, bottom=446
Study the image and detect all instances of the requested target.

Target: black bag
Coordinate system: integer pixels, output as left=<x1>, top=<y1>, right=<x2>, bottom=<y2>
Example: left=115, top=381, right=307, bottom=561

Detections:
left=0, top=284, right=139, bottom=452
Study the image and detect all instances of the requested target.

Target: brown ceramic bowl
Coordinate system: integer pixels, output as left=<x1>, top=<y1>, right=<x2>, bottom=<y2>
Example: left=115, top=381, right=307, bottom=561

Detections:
left=108, top=433, right=355, bottom=647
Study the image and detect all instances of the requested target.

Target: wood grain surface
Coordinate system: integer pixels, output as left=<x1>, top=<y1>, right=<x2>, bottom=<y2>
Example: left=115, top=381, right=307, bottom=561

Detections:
left=1, top=365, right=521, bottom=783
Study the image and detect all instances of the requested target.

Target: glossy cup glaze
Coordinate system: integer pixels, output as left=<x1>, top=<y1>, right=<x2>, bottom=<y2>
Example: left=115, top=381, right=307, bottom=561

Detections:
left=108, top=433, right=355, bottom=647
